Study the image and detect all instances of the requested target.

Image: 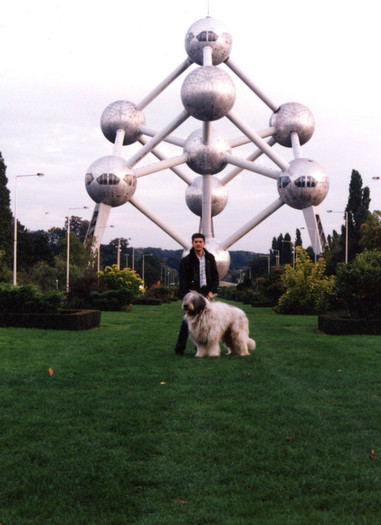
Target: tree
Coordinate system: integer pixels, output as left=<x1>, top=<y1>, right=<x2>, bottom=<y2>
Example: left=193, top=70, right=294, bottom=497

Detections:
left=0, top=153, right=13, bottom=265
left=275, top=247, right=335, bottom=314
left=64, top=215, right=90, bottom=243
left=323, top=230, right=341, bottom=275
left=360, top=210, right=381, bottom=251
left=335, top=250, right=381, bottom=319
left=345, top=169, right=371, bottom=259
left=281, top=232, right=293, bottom=265
left=295, top=228, right=303, bottom=248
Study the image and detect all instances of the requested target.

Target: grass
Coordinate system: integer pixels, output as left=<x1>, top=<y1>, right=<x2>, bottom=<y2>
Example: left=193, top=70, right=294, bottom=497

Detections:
left=0, top=300, right=380, bottom=524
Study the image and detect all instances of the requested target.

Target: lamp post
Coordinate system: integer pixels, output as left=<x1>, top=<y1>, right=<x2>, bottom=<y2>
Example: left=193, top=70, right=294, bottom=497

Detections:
left=66, top=206, right=89, bottom=293
left=116, top=239, right=121, bottom=268
left=13, top=173, right=44, bottom=285
left=271, top=249, right=280, bottom=266
left=327, top=210, right=348, bottom=263
left=117, top=237, right=131, bottom=268
left=142, top=253, right=153, bottom=289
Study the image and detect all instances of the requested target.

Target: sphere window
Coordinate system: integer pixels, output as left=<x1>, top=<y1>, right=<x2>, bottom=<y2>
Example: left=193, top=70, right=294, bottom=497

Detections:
left=123, top=175, right=135, bottom=186
left=197, top=31, right=218, bottom=42
left=294, top=176, right=317, bottom=188
left=278, top=176, right=291, bottom=189
left=85, top=173, right=94, bottom=186
left=97, top=173, right=120, bottom=185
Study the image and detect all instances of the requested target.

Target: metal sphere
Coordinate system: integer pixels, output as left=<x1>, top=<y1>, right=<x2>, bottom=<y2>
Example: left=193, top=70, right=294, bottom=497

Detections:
left=185, top=16, right=232, bottom=66
left=184, top=129, right=231, bottom=174
left=101, top=100, right=145, bottom=145
left=181, top=66, right=236, bottom=121
left=277, top=158, right=329, bottom=210
left=182, top=237, right=230, bottom=280
left=185, top=176, right=228, bottom=217
left=270, top=102, right=315, bottom=147
left=85, top=155, right=137, bottom=207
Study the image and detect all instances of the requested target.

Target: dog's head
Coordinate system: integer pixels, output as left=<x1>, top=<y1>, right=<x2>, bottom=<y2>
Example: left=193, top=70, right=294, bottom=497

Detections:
left=182, top=291, right=207, bottom=317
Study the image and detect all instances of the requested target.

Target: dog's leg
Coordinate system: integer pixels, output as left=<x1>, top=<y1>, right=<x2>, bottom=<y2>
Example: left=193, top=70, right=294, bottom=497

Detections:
left=207, top=344, right=221, bottom=357
left=195, top=345, right=208, bottom=358
left=248, top=338, right=256, bottom=351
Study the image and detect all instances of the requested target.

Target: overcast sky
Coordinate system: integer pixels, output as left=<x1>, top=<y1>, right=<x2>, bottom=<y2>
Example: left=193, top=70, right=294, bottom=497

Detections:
left=1, top=0, right=380, bottom=253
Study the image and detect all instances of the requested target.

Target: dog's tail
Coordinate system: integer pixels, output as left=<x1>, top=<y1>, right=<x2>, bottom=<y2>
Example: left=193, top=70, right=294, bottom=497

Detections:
left=248, top=338, right=256, bottom=351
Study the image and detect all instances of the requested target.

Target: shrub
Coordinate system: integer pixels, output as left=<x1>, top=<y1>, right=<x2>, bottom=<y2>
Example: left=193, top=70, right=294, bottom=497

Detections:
left=143, top=284, right=175, bottom=303
left=335, top=249, right=381, bottom=319
left=275, top=248, right=335, bottom=315
left=67, top=267, right=143, bottom=310
left=98, top=265, right=143, bottom=294
left=89, top=289, right=135, bottom=311
left=0, top=284, right=64, bottom=314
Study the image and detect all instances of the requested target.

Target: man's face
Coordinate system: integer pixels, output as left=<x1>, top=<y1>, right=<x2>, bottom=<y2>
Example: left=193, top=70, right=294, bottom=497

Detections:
left=192, top=237, right=205, bottom=254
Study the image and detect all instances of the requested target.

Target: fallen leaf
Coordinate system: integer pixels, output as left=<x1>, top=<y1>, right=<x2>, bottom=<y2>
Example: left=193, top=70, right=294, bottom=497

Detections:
left=369, top=450, right=377, bottom=459
left=49, top=368, right=54, bottom=376
left=286, top=435, right=296, bottom=441
left=174, top=499, right=189, bottom=505
left=160, top=381, right=166, bottom=385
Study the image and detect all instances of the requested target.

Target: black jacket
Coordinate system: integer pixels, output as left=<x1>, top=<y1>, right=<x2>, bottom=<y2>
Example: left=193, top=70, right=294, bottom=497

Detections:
left=178, top=248, right=219, bottom=299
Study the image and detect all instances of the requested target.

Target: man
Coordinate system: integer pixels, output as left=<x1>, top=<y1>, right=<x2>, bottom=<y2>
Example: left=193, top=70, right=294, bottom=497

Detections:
left=174, top=233, right=219, bottom=355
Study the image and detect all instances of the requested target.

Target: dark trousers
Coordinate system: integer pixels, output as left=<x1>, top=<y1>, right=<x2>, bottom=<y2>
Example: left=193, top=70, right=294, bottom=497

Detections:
left=175, top=318, right=189, bottom=354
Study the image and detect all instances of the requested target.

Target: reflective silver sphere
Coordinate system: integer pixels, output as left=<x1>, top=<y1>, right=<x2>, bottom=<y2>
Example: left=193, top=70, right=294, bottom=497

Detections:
left=182, top=237, right=230, bottom=280
left=185, top=16, right=232, bottom=66
left=270, top=102, right=315, bottom=147
left=181, top=66, right=236, bottom=121
left=85, top=156, right=137, bottom=207
left=101, top=101, right=145, bottom=145
left=185, top=176, right=228, bottom=217
left=184, top=129, right=231, bottom=174
left=277, top=158, right=329, bottom=210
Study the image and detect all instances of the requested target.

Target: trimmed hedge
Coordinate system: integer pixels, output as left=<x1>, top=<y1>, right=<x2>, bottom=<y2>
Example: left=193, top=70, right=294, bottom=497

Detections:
left=318, top=314, right=381, bottom=335
left=0, top=309, right=101, bottom=331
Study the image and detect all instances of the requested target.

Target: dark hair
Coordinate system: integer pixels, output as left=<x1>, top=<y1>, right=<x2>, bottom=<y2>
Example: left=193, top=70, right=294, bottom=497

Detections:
left=192, top=233, right=205, bottom=241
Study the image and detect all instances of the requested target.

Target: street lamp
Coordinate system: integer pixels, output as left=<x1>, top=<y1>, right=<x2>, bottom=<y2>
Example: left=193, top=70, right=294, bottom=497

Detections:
left=327, top=210, right=348, bottom=263
left=66, top=206, right=89, bottom=293
left=13, top=173, right=44, bottom=285
left=142, top=253, right=153, bottom=289
left=271, top=249, right=280, bottom=266
left=117, top=237, right=131, bottom=268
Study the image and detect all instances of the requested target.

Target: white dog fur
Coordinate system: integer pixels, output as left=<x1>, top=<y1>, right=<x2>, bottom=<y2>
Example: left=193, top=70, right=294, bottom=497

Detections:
left=182, top=291, right=256, bottom=357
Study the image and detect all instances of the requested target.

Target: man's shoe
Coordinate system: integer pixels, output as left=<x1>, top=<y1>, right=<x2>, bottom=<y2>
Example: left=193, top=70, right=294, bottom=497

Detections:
left=174, top=348, right=184, bottom=355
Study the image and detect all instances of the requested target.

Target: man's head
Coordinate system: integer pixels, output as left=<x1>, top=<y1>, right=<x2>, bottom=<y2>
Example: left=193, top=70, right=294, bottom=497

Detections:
left=191, top=233, right=205, bottom=256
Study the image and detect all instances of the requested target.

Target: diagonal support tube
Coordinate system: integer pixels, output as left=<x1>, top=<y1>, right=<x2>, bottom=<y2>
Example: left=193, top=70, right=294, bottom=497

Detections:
left=137, top=58, right=192, bottom=110
left=127, top=110, right=190, bottom=168
left=227, top=112, right=289, bottom=171
left=225, top=57, right=279, bottom=112
left=129, top=196, right=189, bottom=248
left=222, top=198, right=285, bottom=249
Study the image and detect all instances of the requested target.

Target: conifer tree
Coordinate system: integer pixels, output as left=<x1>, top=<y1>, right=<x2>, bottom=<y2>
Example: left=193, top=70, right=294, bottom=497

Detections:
left=0, top=153, right=13, bottom=265
left=345, top=169, right=370, bottom=259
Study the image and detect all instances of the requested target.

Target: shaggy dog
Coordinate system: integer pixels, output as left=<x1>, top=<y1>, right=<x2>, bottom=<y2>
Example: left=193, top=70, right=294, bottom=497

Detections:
left=182, top=291, right=256, bottom=357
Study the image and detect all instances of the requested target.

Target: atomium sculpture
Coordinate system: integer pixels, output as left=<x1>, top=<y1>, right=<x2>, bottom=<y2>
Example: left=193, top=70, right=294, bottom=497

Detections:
left=85, top=16, right=328, bottom=279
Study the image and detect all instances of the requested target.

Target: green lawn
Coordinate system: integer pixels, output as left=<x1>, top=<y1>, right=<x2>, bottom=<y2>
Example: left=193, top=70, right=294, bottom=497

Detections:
left=0, top=301, right=380, bottom=524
